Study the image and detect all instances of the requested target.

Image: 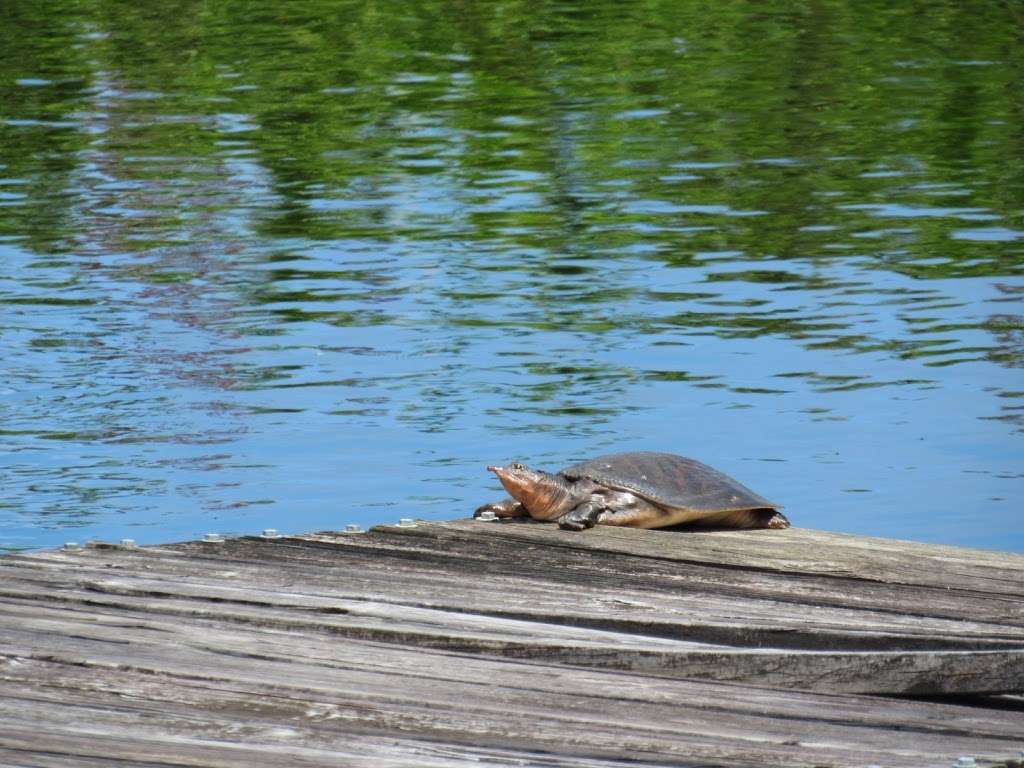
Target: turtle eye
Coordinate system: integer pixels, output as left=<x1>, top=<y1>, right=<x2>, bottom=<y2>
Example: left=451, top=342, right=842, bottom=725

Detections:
left=510, top=462, right=525, bottom=471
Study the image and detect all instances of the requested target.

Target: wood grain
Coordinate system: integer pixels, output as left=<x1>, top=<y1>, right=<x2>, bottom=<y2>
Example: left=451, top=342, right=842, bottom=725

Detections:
left=1, top=520, right=1022, bottom=767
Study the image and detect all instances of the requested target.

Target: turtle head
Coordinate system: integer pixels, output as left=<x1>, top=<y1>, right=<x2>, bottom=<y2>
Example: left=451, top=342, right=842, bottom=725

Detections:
left=487, top=462, right=574, bottom=521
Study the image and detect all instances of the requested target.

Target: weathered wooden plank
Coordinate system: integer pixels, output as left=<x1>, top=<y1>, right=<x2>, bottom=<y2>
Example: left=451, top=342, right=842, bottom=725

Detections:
left=150, top=528, right=1024, bottom=625
left=8, top=532, right=1022, bottom=652
left=2, top=648, right=1023, bottom=768
left=3, top=524, right=1022, bottom=694
left=3, top=556, right=1022, bottom=653
left=2, top=522, right=1023, bottom=767
left=260, top=526, right=1024, bottom=629
left=0, top=720, right=625, bottom=768
left=0, top=594, right=722, bottom=655
left=3, top=585, right=1021, bottom=697
left=377, top=519, right=1024, bottom=596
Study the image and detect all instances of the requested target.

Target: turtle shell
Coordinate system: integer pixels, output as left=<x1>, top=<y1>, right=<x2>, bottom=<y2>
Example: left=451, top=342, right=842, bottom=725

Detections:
left=560, top=452, right=779, bottom=512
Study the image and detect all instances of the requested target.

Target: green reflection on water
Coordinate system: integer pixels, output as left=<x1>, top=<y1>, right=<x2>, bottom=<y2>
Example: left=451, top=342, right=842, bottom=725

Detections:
left=3, top=0, right=1022, bottom=265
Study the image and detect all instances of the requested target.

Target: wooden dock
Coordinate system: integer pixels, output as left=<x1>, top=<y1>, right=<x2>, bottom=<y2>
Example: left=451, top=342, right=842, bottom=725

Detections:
left=1, top=519, right=1023, bottom=767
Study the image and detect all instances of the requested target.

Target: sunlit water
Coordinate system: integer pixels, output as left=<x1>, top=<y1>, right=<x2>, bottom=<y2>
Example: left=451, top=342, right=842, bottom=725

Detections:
left=2, top=1, right=1022, bottom=552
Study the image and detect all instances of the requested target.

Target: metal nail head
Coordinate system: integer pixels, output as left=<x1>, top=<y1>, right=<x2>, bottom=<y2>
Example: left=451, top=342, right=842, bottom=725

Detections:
left=203, top=533, right=225, bottom=543
left=476, top=510, right=497, bottom=522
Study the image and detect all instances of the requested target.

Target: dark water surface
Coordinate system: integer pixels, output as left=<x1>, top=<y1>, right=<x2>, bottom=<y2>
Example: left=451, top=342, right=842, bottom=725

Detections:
left=2, top=1, right=1022, bottom=552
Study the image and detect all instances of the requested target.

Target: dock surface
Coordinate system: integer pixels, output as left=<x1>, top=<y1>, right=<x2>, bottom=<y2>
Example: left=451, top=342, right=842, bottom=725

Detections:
left=2, top=519, right=1023, bottom=767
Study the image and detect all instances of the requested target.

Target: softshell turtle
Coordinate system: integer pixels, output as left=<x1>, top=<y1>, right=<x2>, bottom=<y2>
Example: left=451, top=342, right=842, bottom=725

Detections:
left=475, top=451, right=789, bottom=532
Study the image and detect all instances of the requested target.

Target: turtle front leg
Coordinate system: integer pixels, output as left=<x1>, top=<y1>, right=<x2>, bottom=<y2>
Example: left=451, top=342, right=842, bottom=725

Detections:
left=474, top=498, right=528, bottom=519
left=557, top=500, right=606, bottom=531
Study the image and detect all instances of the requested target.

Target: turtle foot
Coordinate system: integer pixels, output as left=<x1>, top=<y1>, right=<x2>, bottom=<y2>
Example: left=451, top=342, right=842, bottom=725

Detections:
left=764, top=511, right=790, bottom=529
left=474, top=499, right=527, bottom=519
left=557, top=503, right=602, bottom=531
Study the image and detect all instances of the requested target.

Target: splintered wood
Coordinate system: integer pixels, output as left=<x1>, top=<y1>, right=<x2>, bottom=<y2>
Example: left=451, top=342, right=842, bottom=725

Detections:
left=1, top=520, right=1022, bottom=767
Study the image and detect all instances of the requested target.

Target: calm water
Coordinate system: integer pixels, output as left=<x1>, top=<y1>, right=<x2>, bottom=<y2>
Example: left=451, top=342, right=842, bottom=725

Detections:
left=1, top=1, right=1022, bottom=552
